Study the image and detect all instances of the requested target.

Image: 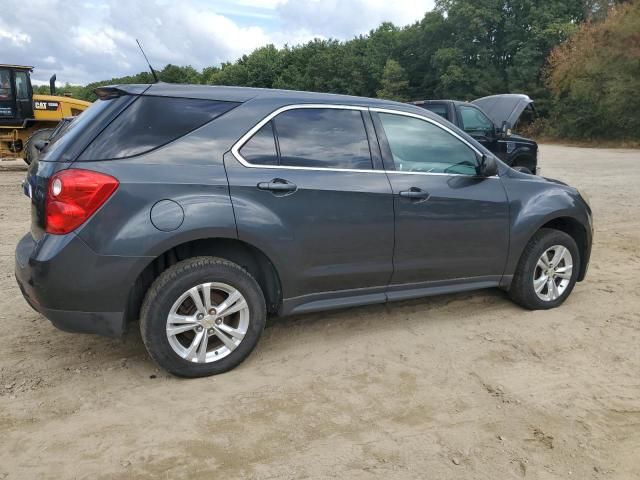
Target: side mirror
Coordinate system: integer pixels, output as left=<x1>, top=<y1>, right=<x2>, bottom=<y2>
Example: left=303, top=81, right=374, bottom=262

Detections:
left=500, top=121, right=512, bottom=138
left=477, top=154, right=498, bottom=177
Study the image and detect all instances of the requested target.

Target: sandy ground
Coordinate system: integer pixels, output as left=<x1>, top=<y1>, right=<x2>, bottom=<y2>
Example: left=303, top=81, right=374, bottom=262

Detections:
left=0, top=144, right=638, bottom=479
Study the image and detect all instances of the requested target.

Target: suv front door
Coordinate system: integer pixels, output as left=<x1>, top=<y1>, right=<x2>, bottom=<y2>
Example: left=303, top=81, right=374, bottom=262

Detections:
left=225, top=105, right=395, bottom=303
left=372, top=109, right=509, bottom=291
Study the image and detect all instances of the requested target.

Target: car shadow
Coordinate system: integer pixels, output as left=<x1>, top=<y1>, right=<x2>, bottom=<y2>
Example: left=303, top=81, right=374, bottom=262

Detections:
left=15, top=287, right=517, bottom=383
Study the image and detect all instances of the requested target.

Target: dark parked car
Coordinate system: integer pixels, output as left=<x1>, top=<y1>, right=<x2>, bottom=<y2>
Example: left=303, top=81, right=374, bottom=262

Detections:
left=411, top=94, right=539, bottom=174
left=15, top=84, right=592, bottom=377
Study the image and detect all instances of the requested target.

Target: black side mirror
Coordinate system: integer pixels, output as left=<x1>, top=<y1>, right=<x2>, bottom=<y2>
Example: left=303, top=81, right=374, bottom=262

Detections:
left=477, top=154, right=498, bottom=177
left=500, top=121, right=512, bottom=138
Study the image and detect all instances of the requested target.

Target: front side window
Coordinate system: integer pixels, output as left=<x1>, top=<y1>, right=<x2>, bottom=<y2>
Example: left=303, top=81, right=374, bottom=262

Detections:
left=0, top=69, right=13, bottom=101
left=273, top=108, right=372, bottom=169
left=80, top=96, right=239, bottom=160
left=15, top=72, right=29, bottom=100
left=458, top=106, right=494, bottom=136
left=378, top=113, right=478, bottom=176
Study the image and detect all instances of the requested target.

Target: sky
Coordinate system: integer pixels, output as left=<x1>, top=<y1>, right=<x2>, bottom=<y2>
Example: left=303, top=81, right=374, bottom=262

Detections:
left=1, top=0, right=434, bottom=86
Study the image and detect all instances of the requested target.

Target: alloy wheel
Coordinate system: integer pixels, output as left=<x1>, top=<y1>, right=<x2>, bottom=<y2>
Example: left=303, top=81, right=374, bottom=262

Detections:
left=533, top=245, right=573, bottom=302
left=166, top=282, right=250, bottom=363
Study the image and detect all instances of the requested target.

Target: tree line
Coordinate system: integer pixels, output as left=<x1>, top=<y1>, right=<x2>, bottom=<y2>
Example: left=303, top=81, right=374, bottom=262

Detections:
left=38, top=0, right=638, bottom=141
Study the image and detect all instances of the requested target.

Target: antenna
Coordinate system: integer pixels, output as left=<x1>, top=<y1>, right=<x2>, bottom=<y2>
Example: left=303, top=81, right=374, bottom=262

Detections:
left=136, top=39, right=159, bottom=83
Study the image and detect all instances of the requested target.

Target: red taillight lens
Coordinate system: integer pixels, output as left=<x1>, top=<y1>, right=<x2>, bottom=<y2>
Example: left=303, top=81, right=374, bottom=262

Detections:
left=45, top=169, right=119, bottom=235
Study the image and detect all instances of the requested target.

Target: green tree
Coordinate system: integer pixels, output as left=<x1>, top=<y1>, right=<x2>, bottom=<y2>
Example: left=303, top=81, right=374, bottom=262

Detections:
left=377, top=59, right=410, bottom=101
left=158, top=64, right=201, bottom=83
left=46, top=0, right=634, bottom=142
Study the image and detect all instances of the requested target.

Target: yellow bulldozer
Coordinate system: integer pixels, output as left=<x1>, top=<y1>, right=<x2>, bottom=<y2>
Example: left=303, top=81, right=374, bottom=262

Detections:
left=0, top=64, right=91, bottom=164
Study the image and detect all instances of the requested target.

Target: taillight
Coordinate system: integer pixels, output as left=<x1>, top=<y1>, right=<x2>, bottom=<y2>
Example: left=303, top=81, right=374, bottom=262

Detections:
left=45, top=169, right=119, bottom=234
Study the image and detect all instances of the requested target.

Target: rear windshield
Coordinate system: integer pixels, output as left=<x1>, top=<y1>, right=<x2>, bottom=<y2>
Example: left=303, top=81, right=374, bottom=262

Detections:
left=79, top=96, right=239, bottom=160
left=41, top=97, right=129, bottom=162
left=423, top=104, right=449, bottom=120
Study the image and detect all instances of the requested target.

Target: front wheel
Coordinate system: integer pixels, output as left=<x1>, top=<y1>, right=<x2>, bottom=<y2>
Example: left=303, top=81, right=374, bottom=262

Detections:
left=509, top=228, right=580, bottom=310
left=140, top=257, right=266, bottom=377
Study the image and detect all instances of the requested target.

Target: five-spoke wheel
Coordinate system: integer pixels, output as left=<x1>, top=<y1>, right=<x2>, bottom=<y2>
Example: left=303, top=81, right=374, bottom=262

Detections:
left=141, top=257, right=266, bottom=377
left=533, top=245, right=573, bottom=302
left=509, top=228, right=580, bottom=310
left=166, top=282, right=250, bottom=363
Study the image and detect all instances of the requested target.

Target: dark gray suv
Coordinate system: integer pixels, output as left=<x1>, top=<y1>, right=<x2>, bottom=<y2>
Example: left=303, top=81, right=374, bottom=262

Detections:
left=15, top=84, right=593, bottom=377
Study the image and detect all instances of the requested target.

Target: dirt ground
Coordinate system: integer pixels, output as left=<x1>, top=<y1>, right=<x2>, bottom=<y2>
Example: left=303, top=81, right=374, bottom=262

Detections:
left=0, top=144, right=638, bottom=479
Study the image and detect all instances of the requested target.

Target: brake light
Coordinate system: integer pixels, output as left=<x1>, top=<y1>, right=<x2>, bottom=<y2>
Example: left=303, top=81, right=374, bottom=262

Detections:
left=45, top=169, right=119, bottom=234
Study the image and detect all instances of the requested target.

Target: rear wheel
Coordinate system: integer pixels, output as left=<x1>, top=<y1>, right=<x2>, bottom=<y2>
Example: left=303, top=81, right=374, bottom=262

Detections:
left=140, top=257, right=266, bottom=377
left=509, top=229, right=580, bottom=310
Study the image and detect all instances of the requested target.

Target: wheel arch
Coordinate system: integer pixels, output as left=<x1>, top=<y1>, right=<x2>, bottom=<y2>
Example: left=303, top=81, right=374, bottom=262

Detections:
left=124, top=237, right=283, bottom=326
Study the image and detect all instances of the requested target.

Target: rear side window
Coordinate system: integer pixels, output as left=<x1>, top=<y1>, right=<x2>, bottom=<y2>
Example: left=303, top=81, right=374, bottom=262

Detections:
left=80, top=96, right=238, bottom=160
left=274, top=108, right=372, bottom=169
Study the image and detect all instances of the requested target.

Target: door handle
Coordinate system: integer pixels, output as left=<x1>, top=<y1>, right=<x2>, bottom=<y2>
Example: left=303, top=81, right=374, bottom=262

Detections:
left=257, top=179, right=297, bottom=193
left=399, top=188, right=430, bottom=201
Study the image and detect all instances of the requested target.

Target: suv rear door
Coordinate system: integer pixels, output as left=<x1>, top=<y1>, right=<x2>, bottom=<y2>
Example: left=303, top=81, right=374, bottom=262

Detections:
left=371, top=109, right=509, bottom=291
left=225, top=105, right=394, bottom=302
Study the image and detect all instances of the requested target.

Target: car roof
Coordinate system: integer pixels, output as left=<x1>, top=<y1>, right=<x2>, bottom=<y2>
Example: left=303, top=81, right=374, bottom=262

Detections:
left=104, top=82, right=413, bottom=109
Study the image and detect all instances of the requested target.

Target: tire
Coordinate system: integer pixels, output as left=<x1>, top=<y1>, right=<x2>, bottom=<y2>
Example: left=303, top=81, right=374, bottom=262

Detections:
left=140, top=257, right=266, bottom=378
left=511, top=155, right=537, bottom=175
left=24, top=128, right=54, bottom=165
left=509, top=228, right=580, bottom=310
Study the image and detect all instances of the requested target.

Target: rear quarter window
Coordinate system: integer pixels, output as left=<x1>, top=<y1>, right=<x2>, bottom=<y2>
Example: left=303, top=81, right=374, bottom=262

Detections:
left=79, top=96, right=239, bottom=160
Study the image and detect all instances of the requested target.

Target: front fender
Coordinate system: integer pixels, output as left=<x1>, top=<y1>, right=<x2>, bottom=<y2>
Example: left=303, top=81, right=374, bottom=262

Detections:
left=502, top=173, right=592, bottom=280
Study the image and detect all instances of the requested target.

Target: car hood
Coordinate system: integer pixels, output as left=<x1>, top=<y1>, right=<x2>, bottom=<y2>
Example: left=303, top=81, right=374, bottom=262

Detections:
left=472, top=94, right=534, bottom=127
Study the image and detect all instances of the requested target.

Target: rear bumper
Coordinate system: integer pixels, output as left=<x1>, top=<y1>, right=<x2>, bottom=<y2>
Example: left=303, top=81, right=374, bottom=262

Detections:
left=15, top=232, right=148, bottom=337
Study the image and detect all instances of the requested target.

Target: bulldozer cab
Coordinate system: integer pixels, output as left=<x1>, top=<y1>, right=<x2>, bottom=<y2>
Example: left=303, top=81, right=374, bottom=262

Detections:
left=1, top=64, right=91, bottom=162
left=0, top=65, right=34, bottom=126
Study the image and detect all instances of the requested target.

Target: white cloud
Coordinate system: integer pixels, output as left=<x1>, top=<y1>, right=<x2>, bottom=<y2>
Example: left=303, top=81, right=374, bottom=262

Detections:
left=277, top=0, right=434, bottom=38
left=0, top=25, right=31, bottom=47
left=0, top=0, right=434, bottom=85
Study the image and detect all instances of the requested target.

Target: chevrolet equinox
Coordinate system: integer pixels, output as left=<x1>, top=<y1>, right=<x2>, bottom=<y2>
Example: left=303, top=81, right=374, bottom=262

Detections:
left=15, top=84, right=593, bottom=377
